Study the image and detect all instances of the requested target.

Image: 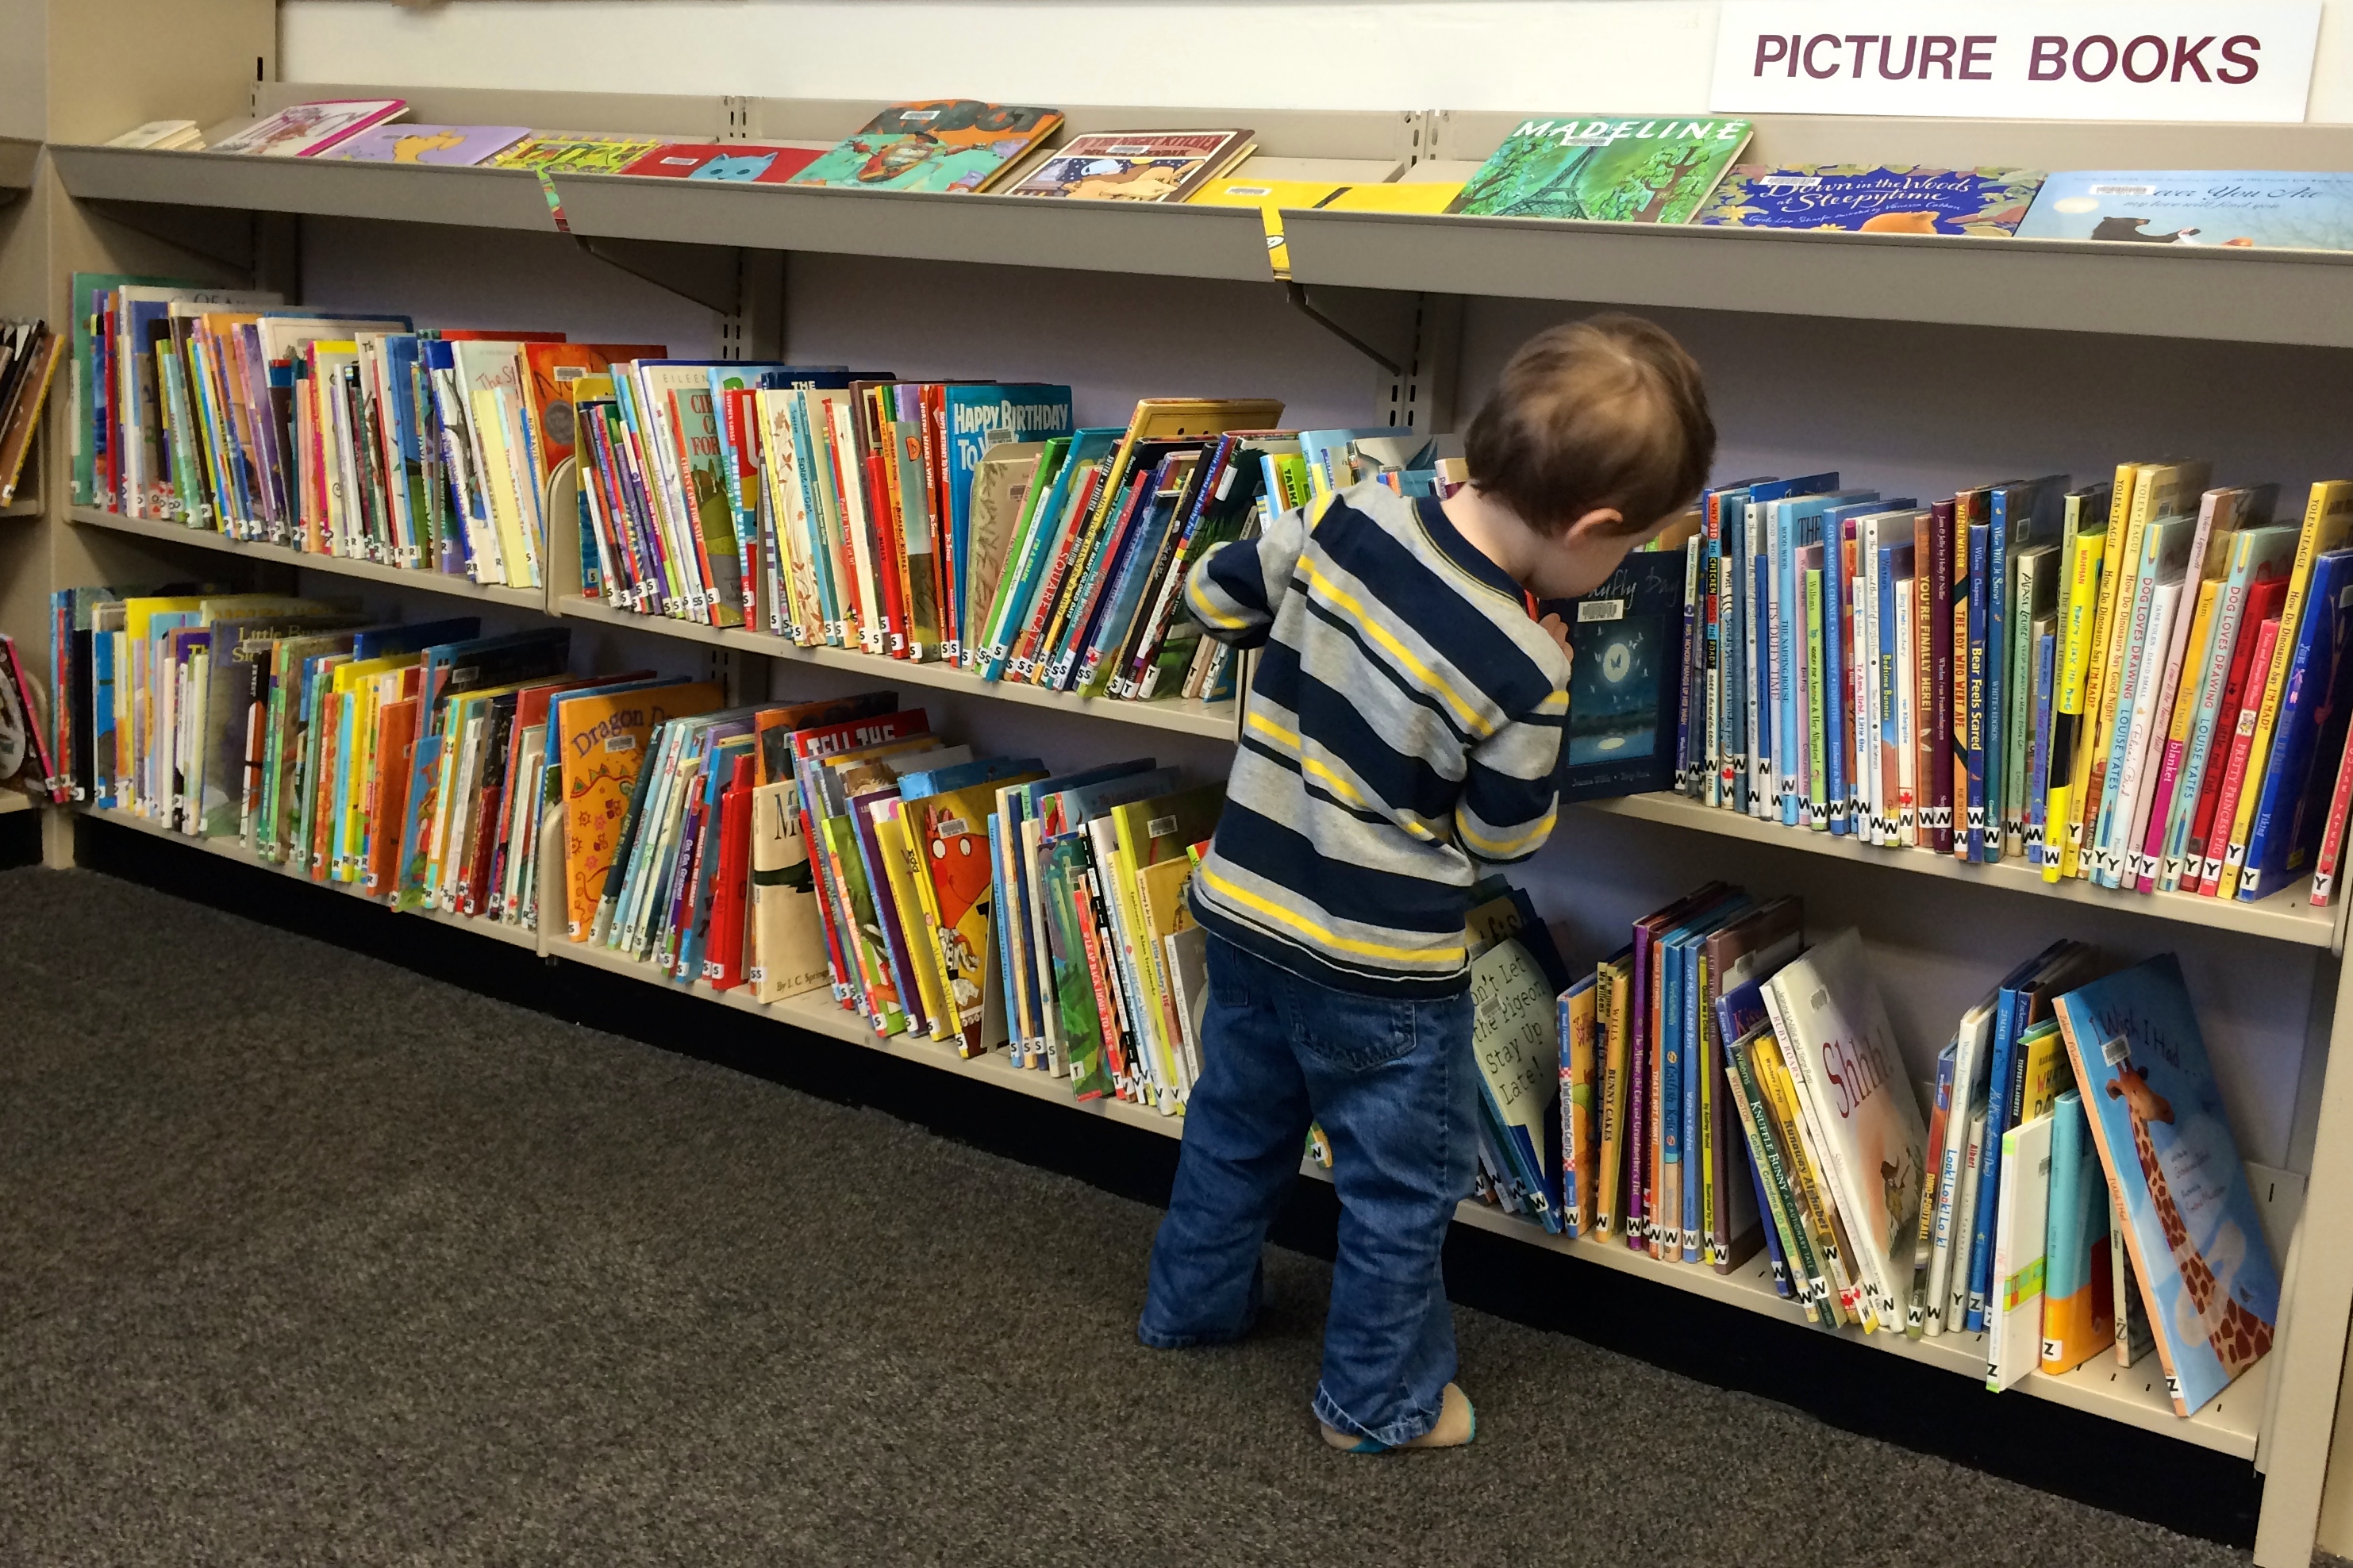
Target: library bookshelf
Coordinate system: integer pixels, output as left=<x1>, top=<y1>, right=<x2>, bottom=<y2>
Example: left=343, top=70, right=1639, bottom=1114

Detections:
left=17, top=50, right=2353, bottom=1566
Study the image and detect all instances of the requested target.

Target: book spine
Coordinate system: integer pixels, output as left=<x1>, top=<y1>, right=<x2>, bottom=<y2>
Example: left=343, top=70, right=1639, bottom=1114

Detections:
left=1824, top=531, right=1849, bottom=836
left=1927, top=503, right=1955, bottom=854
left=2313, top=711, right=2353, bottom=906
left=1747, top=512, right=1772, bottom=819
left=2201, top=617, right=2283, bottom=897
left=1965, top=522, right=1990, bottom=861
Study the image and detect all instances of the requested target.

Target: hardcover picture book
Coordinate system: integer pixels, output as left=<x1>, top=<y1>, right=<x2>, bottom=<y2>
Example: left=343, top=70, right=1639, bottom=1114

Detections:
left=2051, top=954, right=2279, bottom=1416
left=489, top=134, right=671, bottom=175
left=1540, top=550, right=1688, bottom=801
left=210, top=100, right=408, bottom=159
left=790, top=101, right=1064, bottom=194
left=326, top=124, right=531, bottom=167
left=1448, top=116, right=1751, bottom=223
left=617, top=143, right=825, bottom=184
left=1005, top=131, right=1255, bottom=204
left=2018, top=171, right=2353, bottom=252
left=1695, top=166, right=2044, bottom=237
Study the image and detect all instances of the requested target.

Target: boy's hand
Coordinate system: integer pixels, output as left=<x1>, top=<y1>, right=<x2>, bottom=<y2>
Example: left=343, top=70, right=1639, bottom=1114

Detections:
left=1538, top=613, right=1573, bottom=667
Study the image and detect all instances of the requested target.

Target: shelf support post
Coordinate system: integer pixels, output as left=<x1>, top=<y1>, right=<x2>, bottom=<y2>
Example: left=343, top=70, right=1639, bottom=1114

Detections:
left=2255, top=959, right=2353, bottom=1566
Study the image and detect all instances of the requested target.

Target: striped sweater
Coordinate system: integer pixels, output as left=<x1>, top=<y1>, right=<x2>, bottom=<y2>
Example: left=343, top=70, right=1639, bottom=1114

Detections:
left=1185, top=480, right=1570, bottom=997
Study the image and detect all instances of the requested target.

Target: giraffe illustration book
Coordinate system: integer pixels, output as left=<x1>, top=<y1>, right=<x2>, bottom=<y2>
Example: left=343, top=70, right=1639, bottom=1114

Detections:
left=2053, top=955, right=2279, bottom=1417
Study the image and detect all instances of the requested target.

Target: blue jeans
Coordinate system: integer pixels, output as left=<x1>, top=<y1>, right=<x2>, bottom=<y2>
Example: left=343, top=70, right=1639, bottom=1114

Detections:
left=1139, top=932, right=1478, bottom=1445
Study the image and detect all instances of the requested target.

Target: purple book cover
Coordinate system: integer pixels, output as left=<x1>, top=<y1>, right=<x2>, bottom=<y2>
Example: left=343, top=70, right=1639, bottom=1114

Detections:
left=328, top=124, right=532, bottom=167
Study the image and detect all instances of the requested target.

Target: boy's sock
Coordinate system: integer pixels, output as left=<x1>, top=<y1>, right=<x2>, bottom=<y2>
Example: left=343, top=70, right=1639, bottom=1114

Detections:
left=1320, top=1382, right=1475, bottom=1454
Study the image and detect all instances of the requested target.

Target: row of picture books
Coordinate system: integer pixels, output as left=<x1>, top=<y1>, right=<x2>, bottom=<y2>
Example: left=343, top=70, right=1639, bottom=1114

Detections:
left=65, top=280, right=1482, bottom=705
left=1652, top=467, right=2353, bottom=909
left=37, top=583, right=1221, bottom=1110
left=67, top=274, right=641, bottom=591
left=1494, top=878, right=2277, bottom=1421
left=106, top=99, right=2353, bottom=255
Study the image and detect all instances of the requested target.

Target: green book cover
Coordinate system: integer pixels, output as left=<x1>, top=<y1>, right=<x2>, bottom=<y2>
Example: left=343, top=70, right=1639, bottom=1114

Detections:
left=1448, top=116, right=1751, bottom=222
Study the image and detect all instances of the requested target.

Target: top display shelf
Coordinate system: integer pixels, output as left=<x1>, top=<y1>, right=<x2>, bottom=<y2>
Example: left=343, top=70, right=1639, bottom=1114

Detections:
left=45, top=83, right=2353, bottom=345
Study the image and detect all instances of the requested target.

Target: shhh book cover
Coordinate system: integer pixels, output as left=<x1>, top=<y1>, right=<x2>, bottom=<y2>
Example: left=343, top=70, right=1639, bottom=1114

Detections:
left=1696, top=165, right=2043, bottom=237
left=1540, top=550, right=1686, bottom=801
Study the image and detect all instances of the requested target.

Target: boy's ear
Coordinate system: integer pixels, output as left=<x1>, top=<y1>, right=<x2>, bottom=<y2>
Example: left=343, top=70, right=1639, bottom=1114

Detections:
left=1563, top=506, right=1626, bottom=540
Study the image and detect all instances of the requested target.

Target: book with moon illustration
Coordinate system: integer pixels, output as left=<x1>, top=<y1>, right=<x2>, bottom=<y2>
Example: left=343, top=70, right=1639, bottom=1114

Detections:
left=1540, top=550, right=1689, bottom=800
left=1695, top=166, right=2044, bottom=236
left=2018, top=171, right=2353, bottom=252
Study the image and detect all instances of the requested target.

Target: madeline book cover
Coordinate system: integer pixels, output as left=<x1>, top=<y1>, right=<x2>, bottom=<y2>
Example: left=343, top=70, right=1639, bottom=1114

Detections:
left=1695, top=166, right=2044, bottom=236
left=2052, top=955, right=2280, bottom=1416
left=790, top=101, right=1064, bottom=194
left=2018, top=171, right=2353, bottom=251
left=327, top=124, right=532, bottom=167
left=1448, top=116, right=1751, bottom=223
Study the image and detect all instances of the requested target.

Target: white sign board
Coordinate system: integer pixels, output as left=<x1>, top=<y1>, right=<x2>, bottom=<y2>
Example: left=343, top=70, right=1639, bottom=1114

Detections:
left=1710, top=2, right=2320, bottom=121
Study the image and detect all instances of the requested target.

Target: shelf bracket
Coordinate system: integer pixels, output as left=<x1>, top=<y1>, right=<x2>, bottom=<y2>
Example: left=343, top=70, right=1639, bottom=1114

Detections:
left=1284, top=280, right=1402, bottom=376
left=572, top=234, right=744, bottom=315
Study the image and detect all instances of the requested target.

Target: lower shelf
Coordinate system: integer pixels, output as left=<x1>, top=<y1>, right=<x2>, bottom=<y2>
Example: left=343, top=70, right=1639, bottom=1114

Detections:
left=79, top=803, right=2270, bottom=1459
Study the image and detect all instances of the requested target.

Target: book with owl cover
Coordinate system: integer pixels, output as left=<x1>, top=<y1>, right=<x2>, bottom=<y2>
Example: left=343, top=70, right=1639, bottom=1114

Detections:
left=523, top=343, right=668, bottom=490
left=555, top=679, right=724, bottom=940
left=616, top=144, right=825, bottom=183
left=1538, top=549, right=1689, bottom=801
left=1695, top=166, right=2043, bottom=236
left=325, top=124, right=531, bottom=166
left=2019, top=171, right=2353, bottom=251
left=1448, top=117, right=1751, bottom=223
left=2052, top=955, right=2279, bottom=1416
left=1003, top=131, right=1255, bottom=204
left=1759, top=927, right=1927, bottom=1329
left=790, top=102, right=1064, bottom=194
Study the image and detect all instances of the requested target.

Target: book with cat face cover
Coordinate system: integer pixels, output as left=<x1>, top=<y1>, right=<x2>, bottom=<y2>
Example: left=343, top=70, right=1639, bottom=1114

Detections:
left=790, top=102, right=1064, bottom=194
left=1696, top=166, right=2044, bottom=237
left=616, top=144, right=825, bottom=184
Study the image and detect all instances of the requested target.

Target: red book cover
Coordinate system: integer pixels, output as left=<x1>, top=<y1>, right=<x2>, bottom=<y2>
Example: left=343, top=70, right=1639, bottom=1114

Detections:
left=709, top=754, right=757, bottom=989
left=2198, top=609, right=2290, bottom=895
left=365, top=697, right=420, bottom=896
left=1009, top=465, right=1105, bottom=679
left=438, top=329, right=567, bottom=343
left=616, top=143, right=822, bottom=183
left=2187, top=578, right=2288, bottom=881
left=2311, top=681, right=2353, bottom=905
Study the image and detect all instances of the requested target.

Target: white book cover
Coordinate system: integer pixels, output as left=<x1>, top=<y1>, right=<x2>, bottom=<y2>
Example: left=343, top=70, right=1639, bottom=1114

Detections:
left=210, top=99, right=407, bottom=159
left=1763, top=928, right=1927, bottom=1331
left=2112, top=576, right=2185, bottom=887
left=1894, top=582, right=1917, bottom=847
left=1951, top=1106, right=1990, bottom=1335
left=1930, top=998, right=1995, bottom=1326
left=2092, top=514, right=2193, bottom=883
left=1987, top=1110, right=2055, bottom=1391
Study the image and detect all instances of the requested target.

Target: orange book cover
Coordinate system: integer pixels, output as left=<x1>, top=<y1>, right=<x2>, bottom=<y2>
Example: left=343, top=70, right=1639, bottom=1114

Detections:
left=557, top=680, right=725, bottom=938
left=364, top=694, right=420, bottom=895
left=523, top=342, right=667, bottom=484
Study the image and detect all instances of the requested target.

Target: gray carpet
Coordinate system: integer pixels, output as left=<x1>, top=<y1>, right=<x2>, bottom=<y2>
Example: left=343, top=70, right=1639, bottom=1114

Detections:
left=0, top=865, right=2258, bottom=1566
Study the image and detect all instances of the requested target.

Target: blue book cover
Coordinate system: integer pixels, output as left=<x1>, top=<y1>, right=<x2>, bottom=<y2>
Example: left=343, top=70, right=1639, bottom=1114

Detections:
left=944, top=384, right=1074, bottom=632
left=1539, top=551, right=1693, bottom=801
left=899, top=754, right=1047, bottom=805
left=1697, top=165, right=2044, bottom=236
left=2054, top=955, right=2279, bottom=1416
left=352, top=618, right=482, bottom=661
left=91, top=630, right=117, bottom=809
left=1875, top=537, right=1907, bottom=840
left=1661, top=897, right=1751, bottom=1257
left=2041, top=1088, right=2118, bottom=1374
left=2019, top=171, right=2353, bottom=251
left=1965, top=940, right=2086, bottom=1329
left=1769, top=486, right=1866, bottom=825
left=2240, top=548, right=2353, bottom=897
left=1736, top=475, right=1837, bottom=817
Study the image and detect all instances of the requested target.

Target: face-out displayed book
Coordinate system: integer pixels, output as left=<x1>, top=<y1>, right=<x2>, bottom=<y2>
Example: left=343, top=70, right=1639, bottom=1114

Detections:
left=789, top=101, right=1065, bottom=194
left=616, top=143, right=826, bottom=183
left=208, top=99, right=409, bottom=159
left=1448, top=115, right=1752, bottom=223
left=2052, top=955, right=2278, bottom=1416
left=325, top=123, right=532, bottom=167
left=2018, top=171, right=2353, bottom=252
left=488, top=133, right=673, bottom=175
left=1695, top=166, right=2045, bottom=237
left=1003, top=130, right=1255, bottom=203
left=1538, top=549, right=1690, bottom=801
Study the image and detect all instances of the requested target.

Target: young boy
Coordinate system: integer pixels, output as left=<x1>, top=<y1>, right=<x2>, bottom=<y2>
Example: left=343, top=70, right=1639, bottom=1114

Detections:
left=1139, top=313, right=1716, bottom=1451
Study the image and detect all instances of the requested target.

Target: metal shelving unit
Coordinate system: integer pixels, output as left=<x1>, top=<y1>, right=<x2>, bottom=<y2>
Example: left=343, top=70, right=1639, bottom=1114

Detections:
left=29, top=60, right=2353, bottom=1566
